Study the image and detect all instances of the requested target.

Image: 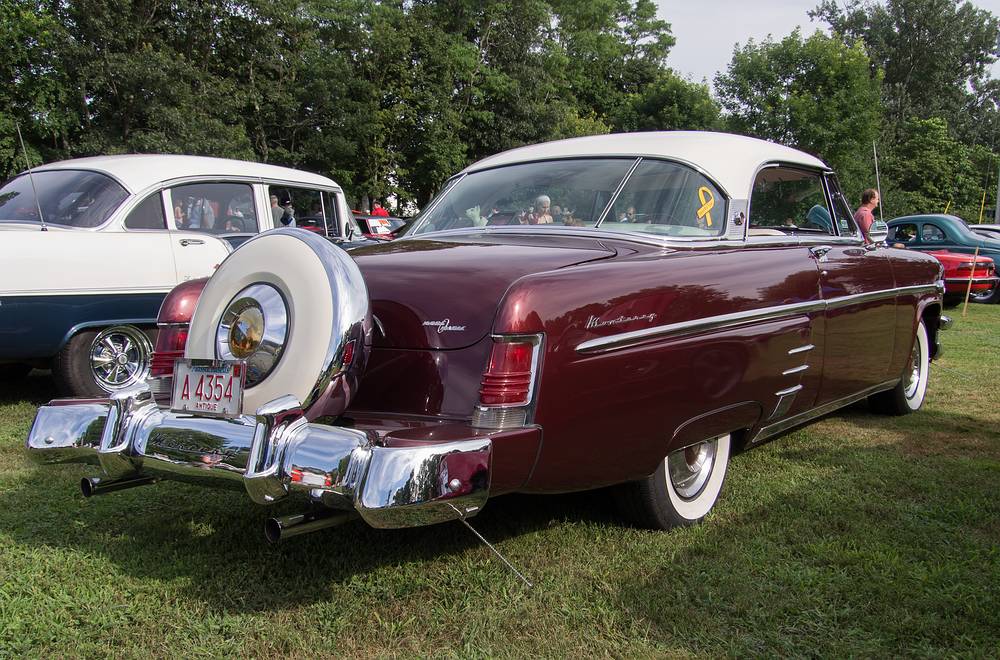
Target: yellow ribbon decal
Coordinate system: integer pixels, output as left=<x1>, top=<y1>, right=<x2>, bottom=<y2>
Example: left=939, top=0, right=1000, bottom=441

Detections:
left=697, top=187, right=714, bottom=227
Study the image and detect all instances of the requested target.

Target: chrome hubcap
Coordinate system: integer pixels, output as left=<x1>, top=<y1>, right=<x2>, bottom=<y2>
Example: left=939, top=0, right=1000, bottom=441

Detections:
left=903, top=335, right=922, bottom=399
left=89, top=326, right=152, bottom=392
left=667, top=438, right=718, bottom=500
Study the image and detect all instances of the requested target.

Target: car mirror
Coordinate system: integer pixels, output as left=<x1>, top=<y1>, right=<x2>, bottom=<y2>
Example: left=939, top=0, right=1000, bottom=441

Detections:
left=868, top=220, right=888, bottom=244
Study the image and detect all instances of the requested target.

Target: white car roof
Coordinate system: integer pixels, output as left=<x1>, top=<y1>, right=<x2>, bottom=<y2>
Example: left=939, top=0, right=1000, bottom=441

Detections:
left=30, top=154, right=340, bottom=194
left=463, top=131, right=828, bottom=198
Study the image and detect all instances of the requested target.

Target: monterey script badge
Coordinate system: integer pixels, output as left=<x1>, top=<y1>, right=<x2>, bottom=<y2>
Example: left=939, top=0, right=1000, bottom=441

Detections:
left=423, top=319, right=467, bottom=333
left=586, top=312, right=657, bottom=330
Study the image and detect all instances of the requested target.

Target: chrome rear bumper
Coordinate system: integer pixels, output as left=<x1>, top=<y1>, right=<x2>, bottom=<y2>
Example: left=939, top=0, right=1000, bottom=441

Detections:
left=26, top=384, right=491, bottom=529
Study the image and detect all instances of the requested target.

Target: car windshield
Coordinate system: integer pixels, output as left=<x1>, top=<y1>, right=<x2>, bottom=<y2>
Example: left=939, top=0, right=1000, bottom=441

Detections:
left=0, top=170, right=128, bottom=228
left=408, top=158, right=727, bottom=238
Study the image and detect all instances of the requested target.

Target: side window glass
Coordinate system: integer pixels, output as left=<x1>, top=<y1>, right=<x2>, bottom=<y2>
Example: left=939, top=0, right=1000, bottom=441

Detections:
left=268, top=185, right=327, bottom=234
left=170, top=182, right=257, bottom=235
left=323, top=191, right=345, bottom=237
left=889, top=223, right=918, bottom=244
left=749, top=168, right=834, bottom=236
left=921, top=223, right=946, bottom=242
left=825, top=176, right=859, bottom=236
left=124, top=192, right=166, bottom=230
left=605, top=159, right=726, bottom=237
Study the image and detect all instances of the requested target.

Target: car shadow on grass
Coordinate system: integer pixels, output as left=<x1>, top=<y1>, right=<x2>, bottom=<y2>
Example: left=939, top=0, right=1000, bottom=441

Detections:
left=4, top=395, right=997, bottom=621
left=0, top=456, right=621, bottom=612
left=0, top=370, right=59, bottom=406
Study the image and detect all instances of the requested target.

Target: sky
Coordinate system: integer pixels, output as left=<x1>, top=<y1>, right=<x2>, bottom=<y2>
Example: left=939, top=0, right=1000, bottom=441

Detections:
left=657, top=0, right=1000, bottom=87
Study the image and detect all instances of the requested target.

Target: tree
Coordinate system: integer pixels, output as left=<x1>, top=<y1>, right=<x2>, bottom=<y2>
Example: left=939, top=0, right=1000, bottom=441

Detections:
left=630, top=73, right=720, bottom=132
left=881, top=116, right=995, bottom=220
left=551, top=0, right=676, bottom=131
left=0, top=0, right=78, bottom=173
left=811, top=0, right=1000, bottom=139
left=715, top=29, right=883, bottom=194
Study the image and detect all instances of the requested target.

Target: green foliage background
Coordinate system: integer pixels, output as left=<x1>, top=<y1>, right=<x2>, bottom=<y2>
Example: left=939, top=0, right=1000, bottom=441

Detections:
left=1, top=0, right=998, bottom=219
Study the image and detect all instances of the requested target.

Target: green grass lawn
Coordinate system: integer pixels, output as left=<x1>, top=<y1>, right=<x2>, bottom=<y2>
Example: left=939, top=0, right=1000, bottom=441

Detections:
left=1, top=307, right=998, bottom=657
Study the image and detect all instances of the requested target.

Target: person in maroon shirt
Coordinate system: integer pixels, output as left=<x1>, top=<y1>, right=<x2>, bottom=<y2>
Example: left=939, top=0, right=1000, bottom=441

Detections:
left=854, top=188, right=880, bottom=240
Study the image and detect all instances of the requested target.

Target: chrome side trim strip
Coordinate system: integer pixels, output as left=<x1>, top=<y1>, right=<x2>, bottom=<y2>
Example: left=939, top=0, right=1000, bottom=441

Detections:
left=576, top=299, right=822, bottom=354
left=824, top=288, right=896, bottom=310
left=781, top=365, right=809, bottom=376
left=1, top=287, right=173, bottom=297
left=576, top=284, right=941, bottom=354
left=788, top=344, right=814, bottom=355
left=945, top=277, right=999, bottom=285
left=752, top=379, right=898, bottom=443
left=775, top=384, right=804, bottom=396
left=898, top=284, right=942, bottom=296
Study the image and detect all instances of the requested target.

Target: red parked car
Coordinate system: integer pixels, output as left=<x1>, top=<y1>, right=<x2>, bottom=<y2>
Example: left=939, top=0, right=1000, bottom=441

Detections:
left=353, top=213, right=407, bottom=239
left=27, top=132, right=948, bottom=543
left=925, top=250, right=997, bottom=307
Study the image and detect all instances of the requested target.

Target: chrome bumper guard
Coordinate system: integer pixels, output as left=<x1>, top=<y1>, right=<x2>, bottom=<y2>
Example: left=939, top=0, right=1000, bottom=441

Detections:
left=26, top=383, right=491, bottom=529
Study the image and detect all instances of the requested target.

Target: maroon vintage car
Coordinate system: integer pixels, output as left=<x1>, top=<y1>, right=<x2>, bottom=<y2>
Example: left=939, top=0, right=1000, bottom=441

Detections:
left=27, top=132, right=948, bottom=542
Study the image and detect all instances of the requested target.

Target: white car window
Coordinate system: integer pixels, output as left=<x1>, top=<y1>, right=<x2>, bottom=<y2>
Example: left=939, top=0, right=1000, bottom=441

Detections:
left=267, top=185, right=330, bottom=235
left=750, top=168, right=835, bottom=236
left=123, top=193, right=167, bottom=230
left=0, top=170, right=127, bottom=228
left=170, top=182, right=257, bottom=235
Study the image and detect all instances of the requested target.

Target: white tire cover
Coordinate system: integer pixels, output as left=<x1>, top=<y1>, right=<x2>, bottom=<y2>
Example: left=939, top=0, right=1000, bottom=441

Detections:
left=185, top=230, right=368, bottom=414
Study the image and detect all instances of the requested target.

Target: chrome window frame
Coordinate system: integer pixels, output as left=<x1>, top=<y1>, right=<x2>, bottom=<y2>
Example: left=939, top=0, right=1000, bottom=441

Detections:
left=166, top=180, right=261, bottom=236
left=0, top=168, right=131, bottom=231
left=120, top=189, right=170, bottom=232
left=408, top=155, right=733, bottom=242
left=744, top=162, right=847, bottom=241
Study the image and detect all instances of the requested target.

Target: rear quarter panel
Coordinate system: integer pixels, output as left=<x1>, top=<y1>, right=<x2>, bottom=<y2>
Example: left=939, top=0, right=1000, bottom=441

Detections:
left=494, top=244, right=826, bottom=493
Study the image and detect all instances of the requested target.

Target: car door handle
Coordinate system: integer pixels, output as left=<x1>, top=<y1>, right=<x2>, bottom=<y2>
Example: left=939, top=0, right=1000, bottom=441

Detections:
left=809, top=246, right=832, bottom=261
left=179, top=238, right=204, bottom=246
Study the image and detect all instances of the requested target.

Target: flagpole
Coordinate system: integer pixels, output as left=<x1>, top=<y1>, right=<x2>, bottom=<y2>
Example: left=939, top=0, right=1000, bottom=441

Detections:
left=873, top=141, right=884, bottom=222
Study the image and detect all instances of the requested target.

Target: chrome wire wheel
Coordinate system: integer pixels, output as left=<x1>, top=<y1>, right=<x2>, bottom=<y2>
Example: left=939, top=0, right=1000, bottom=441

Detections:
left=667, top=439, right=718, bottom=500
left=88, top=325, right=152, bottom=393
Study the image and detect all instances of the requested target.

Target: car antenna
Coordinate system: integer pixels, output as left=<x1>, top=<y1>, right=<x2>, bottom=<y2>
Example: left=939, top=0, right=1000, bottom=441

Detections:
left=873, top=140, right=884, bottom=223
left=16, top=123, right=47, bottom=231
left=448, top=503, right=533, bottom=589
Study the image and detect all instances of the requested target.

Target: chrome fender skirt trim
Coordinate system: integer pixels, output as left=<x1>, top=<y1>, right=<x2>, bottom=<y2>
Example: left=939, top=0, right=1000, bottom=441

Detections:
left=750, top=379, right=898, bottom=444
left=26, top=384, right=491, bottom=530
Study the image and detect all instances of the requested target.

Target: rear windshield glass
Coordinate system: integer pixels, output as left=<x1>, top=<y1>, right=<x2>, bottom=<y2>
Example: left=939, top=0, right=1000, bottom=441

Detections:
left=0, top=170, right=128, bottom=228
left=408, top=158, right=726, bottom=238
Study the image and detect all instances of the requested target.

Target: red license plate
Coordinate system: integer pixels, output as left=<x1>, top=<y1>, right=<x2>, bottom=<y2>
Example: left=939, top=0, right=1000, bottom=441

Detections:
left=171, top=359, right=246, bottom=418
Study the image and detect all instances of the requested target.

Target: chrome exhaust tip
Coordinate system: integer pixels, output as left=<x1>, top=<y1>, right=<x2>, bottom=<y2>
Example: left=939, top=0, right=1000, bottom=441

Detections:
left=80, top=475, right=157, bottom=498
left=264, top=510, right=356, bottom=543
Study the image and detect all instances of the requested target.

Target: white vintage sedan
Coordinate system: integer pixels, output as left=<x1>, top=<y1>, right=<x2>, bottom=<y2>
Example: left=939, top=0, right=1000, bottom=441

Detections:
left=0, top=154, right=361, bottom=396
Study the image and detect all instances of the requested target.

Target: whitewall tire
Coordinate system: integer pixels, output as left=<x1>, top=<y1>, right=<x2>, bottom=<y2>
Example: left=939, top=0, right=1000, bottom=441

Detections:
left=616, top=433, right=731, bottom=529
left=869, top=319, right=929, bottom=415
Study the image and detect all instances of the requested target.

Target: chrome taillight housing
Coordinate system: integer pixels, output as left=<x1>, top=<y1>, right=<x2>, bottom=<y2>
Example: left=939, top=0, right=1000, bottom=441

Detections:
left=150, top=324, right=189, bottom=378
left=472, top=333, right=543, bottom=429
left=147, top=323, right=189, bottom=399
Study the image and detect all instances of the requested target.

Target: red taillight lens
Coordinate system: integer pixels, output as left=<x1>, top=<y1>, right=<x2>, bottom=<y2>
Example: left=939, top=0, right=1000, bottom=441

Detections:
left=479, top=340, right=535, bottom=406
left=150, top=324, right=189, bottom=377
